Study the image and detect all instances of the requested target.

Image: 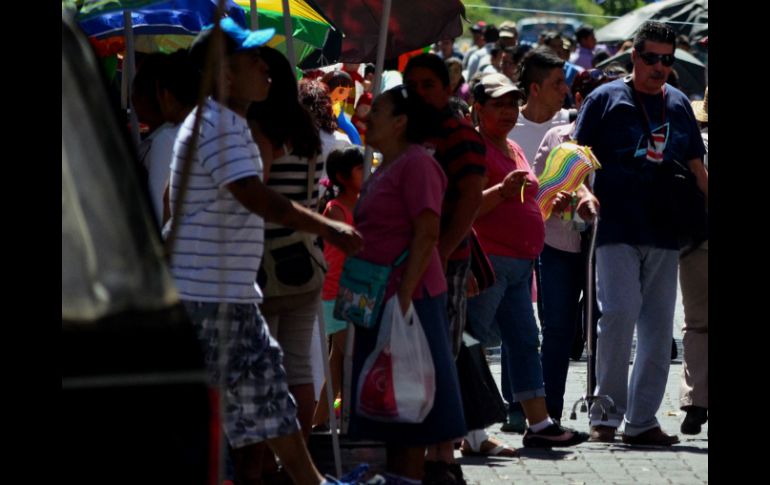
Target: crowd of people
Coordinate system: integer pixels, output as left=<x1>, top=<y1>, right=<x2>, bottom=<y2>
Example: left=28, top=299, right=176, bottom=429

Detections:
left=129, top=15, right=708, bottom=485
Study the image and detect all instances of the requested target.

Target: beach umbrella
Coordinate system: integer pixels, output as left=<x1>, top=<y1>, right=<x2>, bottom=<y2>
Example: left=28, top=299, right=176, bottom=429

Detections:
left=596, top=0, right=708, bottom=44
left=313, top=0, right=466, bottom=63
left=596, top=48, right=706, bottom=98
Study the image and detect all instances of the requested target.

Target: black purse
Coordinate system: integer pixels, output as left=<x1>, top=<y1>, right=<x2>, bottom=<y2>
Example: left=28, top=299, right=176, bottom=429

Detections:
left=469, top=229, right=496, bottom=292
left=657, top=158, right=708, bottom=255
left=455, top=332, right=507, bottom=430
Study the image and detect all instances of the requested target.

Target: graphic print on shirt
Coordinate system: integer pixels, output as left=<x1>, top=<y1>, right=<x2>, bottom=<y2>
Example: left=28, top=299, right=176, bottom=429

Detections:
left=634, top=122, right=669, bottom=163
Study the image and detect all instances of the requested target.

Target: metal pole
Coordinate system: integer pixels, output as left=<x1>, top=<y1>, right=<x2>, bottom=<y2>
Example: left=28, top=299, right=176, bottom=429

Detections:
left=341, top=323, right=354, bottom=434
left=316, top=305, right=342, bottom=478
left=585, top=218, right=598, bottom=396
left=362, top=0, right=393, bottom=178
left=123, top=11, right=140, bottom=147
left=281, top=0, right=297, bottom=78
left=250, top=0, right=258, bottom=29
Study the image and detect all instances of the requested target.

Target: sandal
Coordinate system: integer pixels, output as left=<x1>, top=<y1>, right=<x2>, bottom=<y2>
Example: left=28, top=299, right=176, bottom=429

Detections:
left=460, top=438, right=519, bottom=457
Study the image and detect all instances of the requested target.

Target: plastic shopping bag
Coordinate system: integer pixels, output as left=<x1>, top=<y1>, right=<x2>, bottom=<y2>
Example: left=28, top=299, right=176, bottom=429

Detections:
left=356, top=296, right=435, bottom=423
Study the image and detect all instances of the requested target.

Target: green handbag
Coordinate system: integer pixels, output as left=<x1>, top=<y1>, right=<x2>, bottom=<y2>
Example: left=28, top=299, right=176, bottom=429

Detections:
left=334, top=250, right=408, bottom=328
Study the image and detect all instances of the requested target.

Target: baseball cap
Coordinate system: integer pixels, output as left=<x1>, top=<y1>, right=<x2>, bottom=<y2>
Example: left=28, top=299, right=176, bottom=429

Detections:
left=470, top=20, right=487, bottom=33
left=189, top=17, right=275, bottom=68
left=499, top=20, right=518, bottom=39
left=474, top=72, right=526, bottom=102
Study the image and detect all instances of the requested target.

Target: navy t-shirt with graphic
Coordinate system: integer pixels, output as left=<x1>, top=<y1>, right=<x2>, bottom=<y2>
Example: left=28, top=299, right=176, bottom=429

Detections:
left=574, top=78, right=705, bottom=249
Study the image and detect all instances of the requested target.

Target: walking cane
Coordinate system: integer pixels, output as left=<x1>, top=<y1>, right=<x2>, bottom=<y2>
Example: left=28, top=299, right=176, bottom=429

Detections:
left=570, top=213, right=616, bottom=421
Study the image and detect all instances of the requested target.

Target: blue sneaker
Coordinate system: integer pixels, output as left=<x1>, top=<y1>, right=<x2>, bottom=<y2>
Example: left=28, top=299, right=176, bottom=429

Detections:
left=324, top=463, right=386, bottom=485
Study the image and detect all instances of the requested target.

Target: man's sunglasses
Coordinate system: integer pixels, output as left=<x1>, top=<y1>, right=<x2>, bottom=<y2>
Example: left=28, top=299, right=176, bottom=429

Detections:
left=638, top=51, right=676, bottom=67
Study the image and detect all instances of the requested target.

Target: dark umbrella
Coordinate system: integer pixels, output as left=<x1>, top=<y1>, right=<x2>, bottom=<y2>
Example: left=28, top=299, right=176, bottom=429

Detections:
left=312, top=0, right=466, bottom=63
left=595, top=48, right=706, bottom=99
left=596, top=0, right=708, bottom=44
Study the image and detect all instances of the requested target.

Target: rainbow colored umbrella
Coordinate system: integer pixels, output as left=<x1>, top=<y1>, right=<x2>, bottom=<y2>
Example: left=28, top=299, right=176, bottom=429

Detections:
left=78, top=0, right=335, bottom=63
left=234, top=0, right=336, bottom=64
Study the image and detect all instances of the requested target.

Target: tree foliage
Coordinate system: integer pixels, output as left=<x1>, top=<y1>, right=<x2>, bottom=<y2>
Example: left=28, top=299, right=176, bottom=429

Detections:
left=597, top=0, right=645, bottom=17
left=460, top=0, right=631, bottom=31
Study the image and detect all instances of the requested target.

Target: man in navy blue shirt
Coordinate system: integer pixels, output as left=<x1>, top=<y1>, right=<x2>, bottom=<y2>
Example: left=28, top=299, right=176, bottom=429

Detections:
left=574, top=21, right=707, bottom=447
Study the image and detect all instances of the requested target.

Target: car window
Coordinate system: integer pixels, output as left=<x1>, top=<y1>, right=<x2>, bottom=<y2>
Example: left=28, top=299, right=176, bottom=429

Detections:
left=62, top=21, right=178, bottom=322
left=517, top=17, right=582, bottom=45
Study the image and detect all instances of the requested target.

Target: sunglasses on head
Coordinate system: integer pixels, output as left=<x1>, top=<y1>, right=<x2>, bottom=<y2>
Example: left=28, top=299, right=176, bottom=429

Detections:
left=583, top=69, right=621, bottom=81
left=638, top=51, right=675, bottom=67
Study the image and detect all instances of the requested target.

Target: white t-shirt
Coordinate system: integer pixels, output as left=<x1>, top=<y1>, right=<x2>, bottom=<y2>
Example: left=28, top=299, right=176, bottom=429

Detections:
left=510, top=109, right=575, bottom=252
left=508, top=108, right=572, bottom=164
left=164, top=98, right=265, bottom=303
left=320, top=129, right=352, bottom=168
left=318, top=129, right=353, bottom=201
left=139, top=122, right=179, bottom=225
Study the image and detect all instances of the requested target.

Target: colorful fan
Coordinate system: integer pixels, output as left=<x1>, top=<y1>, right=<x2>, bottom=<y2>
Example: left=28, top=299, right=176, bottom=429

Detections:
left=535, top=142, right=601, bottom=221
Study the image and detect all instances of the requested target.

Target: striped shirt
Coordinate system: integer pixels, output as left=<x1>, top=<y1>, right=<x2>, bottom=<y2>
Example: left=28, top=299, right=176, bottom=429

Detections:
left=426, top=108, right=487, bottom=261
left=264, top=151, right=323, bottom=239
left=165, top=98, right=265, bottom=303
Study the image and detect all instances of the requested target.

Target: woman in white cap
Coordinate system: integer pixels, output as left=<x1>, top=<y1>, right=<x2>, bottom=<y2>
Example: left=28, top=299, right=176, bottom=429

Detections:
left=465, top=72, right=589, bottom=448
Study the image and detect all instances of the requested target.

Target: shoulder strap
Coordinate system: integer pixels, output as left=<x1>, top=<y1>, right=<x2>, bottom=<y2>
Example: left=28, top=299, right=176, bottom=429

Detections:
left=392, top=250, right=409, bottom=267
left=624, top=76, right=652, bottom=140
left=307, top=154, right=317, bottom=207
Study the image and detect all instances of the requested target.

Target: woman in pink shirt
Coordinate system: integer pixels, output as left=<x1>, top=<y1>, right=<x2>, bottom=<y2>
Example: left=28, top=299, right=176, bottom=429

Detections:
left=348, top=86, right=467, bottom=483
left=466, top=73, right=588, bottom=448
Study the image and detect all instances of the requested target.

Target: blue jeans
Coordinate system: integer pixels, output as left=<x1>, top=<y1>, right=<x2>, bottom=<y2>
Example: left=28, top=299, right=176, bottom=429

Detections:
left=467, top=255, right=545, bottom=403
left=589, top=244, right=678, bottom=436
left=537, top=244, right=584, bottom=420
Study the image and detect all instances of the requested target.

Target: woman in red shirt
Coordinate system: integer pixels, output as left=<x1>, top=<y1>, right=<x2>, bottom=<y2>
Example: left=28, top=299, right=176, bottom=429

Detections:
left=467, top=73, right=589, bottom=448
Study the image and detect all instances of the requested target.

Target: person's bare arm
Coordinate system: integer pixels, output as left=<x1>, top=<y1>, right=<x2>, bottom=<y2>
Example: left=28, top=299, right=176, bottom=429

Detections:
left=437, top=173, right=486, bottom=268
left=477, top=170, right=529, bottom=217
left=575, top=183, right=600, bottom=220
left=227, top=176, right=362, bottom=254
left=162, top=181, right=171, bottom=226
left=397, top=210, right=441, bottom=315
left=550, top=191, right=573, bottom=217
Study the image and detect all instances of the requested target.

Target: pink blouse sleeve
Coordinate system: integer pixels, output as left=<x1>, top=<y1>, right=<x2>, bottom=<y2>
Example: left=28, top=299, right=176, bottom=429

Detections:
left=401, top=150, right=448, bottom=220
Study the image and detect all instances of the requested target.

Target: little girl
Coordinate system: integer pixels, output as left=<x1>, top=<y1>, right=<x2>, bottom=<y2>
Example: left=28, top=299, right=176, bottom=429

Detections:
left=313, top=146, right=364, bottom=429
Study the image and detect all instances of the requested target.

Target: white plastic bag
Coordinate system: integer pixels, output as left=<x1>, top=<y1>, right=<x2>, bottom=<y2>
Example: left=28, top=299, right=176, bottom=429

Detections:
left=356, top=295, right=436, bottom=423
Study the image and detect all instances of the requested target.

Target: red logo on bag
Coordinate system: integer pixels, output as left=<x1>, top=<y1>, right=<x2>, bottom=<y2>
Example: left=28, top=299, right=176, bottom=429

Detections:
left=359, top=347, right=398, bottom=418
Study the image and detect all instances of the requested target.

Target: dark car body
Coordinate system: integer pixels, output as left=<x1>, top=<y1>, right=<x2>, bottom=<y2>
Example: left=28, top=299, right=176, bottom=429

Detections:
left=62, top=12, right=214, bottom=485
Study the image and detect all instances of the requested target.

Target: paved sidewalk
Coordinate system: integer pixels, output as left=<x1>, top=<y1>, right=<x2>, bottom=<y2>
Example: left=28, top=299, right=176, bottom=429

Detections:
left=461, top=288, right=708, bottom=484
left=310, top=288, right=708, bottom=483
